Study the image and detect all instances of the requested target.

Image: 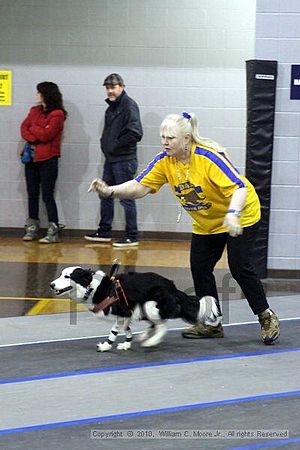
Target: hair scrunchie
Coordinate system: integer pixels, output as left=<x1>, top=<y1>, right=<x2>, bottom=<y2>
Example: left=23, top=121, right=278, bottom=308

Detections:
left=182, top=111, right=191, bottom=120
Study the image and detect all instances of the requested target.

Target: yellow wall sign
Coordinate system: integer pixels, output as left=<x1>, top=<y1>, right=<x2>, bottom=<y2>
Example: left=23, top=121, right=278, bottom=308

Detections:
left=0, top=70, right=12, bottom=106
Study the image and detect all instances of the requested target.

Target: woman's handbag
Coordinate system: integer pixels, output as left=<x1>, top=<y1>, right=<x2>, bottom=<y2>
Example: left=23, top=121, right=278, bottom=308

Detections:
left=21, top=143, right=34, bottom=164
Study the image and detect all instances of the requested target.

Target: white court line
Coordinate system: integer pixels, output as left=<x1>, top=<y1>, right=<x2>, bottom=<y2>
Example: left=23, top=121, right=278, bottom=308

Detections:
left=0, top=316, right=299, bottom=348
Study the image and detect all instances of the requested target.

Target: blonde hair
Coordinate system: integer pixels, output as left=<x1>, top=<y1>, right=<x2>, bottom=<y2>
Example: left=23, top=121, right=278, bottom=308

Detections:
left=160, top=113, right=225, bottom=152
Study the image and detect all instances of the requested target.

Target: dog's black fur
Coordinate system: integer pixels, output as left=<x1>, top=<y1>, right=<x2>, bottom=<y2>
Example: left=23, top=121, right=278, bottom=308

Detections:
left=71, top=269, right=201, bottom=323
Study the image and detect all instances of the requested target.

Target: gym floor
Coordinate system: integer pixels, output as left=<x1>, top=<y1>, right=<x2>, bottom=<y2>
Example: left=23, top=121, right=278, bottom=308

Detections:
left=0, top=237, right=300, bottom=450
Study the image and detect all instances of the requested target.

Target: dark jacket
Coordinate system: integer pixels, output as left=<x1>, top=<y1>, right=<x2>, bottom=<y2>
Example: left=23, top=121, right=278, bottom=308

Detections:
left=100, top=90, right=143, bottom=163
left=20, top=106, right=65, bottom=162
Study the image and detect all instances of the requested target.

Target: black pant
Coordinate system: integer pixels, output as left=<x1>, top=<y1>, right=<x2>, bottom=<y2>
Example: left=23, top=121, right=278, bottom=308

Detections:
left=190, top=224, right=269, bottom=315
left=25, top=157, right=59, bottom=224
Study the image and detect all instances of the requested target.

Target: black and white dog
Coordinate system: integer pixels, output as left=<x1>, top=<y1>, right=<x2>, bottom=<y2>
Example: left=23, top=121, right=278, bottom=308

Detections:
left=50, top=262, right=222, bottom=352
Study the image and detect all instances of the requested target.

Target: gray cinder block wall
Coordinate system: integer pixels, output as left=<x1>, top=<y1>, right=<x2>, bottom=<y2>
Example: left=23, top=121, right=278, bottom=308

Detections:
left=256, top=0, right=300, bottom=271
left=0, top=1, right=255, bottom=234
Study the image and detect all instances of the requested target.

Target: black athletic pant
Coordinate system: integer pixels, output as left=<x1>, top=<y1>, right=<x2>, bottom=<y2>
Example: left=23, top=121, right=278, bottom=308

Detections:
left=190, top=223, right=269, bottom=316
left=25, top=157, right=59, bottom=224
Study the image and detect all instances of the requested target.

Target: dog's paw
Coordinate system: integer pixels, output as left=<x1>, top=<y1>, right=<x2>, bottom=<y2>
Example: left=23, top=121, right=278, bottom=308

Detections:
left=137, top=327, right=154, bottom=342
left=96, top=341, right=112, bottom=352
left=116, top=341, right=132, bottom=351
left=140, top=323, right=168, bottom=348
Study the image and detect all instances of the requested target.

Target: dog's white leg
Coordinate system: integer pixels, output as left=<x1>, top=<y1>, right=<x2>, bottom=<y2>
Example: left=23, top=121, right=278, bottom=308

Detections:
left=97, top=317, right=124, bottom=352
left=137, top=323, right=155, bottom=342
left=198, top=296, right=223, bottom=326
left=117, top=318, right=132, bottom=351
left=131, top=305, right=143, bottom=321
left=140, top=301, right=168, bottom=348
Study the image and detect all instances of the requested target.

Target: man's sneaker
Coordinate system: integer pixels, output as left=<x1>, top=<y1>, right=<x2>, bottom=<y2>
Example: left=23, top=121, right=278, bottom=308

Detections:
left=182, top=322, right=224, bottom=339
left=113, top=238, right=139, bottom=248
left=84, top=232, right=112, bottom=242
left=258, top=309, right=280, bottom=345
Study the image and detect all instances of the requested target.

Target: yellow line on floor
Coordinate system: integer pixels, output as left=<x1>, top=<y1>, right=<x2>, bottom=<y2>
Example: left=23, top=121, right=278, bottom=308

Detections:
left=0, top=296, right=87, bottom=316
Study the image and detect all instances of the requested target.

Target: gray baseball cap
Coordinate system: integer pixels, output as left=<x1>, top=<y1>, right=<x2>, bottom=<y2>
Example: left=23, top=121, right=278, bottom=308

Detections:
left=103, top=73, right=124, bottom=86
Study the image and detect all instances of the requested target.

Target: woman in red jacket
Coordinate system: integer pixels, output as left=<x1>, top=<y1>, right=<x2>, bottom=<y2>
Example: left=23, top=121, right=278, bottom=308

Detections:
left=20, top=82, right=67, bottom=243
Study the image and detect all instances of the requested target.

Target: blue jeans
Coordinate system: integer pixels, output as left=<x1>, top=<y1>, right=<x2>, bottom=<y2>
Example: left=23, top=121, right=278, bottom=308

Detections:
left=98, top=159, right=138, bottom=240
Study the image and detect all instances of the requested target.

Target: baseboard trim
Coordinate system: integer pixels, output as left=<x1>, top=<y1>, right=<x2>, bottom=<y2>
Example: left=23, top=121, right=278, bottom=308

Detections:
left=0, top=227, right=192, bottom=242
left=267, top=269, right=300, bottom=279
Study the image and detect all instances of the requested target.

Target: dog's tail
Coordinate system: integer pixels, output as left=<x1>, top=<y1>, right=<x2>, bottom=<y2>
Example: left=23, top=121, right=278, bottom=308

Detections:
left=198, top=296, right=222, bottom=326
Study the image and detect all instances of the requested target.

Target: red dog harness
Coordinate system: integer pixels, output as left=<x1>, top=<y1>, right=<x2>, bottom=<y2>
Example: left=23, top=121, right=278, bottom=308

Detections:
left=89, top=278, right=129, bottom=314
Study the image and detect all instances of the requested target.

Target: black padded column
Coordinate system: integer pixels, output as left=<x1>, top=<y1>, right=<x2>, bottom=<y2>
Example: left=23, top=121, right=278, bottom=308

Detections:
left=245, top=59, right=278, bottom=279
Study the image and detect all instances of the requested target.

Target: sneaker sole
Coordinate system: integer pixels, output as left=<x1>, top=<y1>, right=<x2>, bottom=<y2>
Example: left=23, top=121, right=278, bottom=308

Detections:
left=112, top=242, right=139, bottom=248
left=38, top=240, right=60, bottom=244
left=263, top=332, right=280, bottom=345
left=84, top=237, right=112, bottom=242
left=182, top=332, right=224, bottom=339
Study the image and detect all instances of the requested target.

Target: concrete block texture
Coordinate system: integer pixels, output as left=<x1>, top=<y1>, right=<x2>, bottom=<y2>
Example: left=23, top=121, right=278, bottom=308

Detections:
left=256, top=0, right=300, bottom=269
left=0, top=2, right=258, bottom=245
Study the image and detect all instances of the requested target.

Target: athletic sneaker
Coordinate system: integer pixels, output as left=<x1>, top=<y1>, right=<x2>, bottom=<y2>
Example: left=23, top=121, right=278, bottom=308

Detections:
left=112, top=238, right=139, bottom=248
left=84, top=232, right=112, bottom=242
left=23, top=218, right=39, bottom=241
left=38, top=223, right=65, bottom=244
left=182, top=322, right=224, bottom=339
left=258, top=309, right=280, bottom=345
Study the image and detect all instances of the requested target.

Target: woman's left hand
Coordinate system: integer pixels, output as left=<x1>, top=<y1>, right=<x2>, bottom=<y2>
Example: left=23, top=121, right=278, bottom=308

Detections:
left=223, top=212, right=243, bottom=237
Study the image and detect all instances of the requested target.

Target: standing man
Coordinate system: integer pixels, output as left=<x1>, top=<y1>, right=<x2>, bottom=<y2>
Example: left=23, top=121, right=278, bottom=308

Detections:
left=85, top=73, right=143, bottom=247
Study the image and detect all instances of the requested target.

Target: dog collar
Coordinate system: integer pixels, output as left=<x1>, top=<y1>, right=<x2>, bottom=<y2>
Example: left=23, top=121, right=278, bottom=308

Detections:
left=82, top=287, right=94, bottom=303
left=82, top=272, right=105, bottom=303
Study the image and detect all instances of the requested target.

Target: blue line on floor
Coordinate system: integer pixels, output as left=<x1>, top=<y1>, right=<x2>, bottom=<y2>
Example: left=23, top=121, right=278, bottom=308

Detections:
left=1, top=346, right=300, bottom=385
left=1, top=389, right=300, bottom=435
left=227, top=436, right=300, bottom=449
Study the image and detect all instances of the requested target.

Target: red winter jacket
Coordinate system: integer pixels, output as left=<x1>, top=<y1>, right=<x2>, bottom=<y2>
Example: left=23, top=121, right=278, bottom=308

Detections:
left=20, top=105, right=65, bottom=162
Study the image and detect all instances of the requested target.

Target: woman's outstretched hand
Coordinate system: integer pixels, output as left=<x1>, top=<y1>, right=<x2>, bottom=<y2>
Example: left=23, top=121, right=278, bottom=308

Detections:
left=88, top=178, right=113, bottom=198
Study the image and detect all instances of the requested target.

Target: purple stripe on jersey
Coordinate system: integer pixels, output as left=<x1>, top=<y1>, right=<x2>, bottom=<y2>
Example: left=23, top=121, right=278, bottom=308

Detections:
left=135, top=151, right=167, bottom=182
left=219, top=151, right=241, bottom=174
left=195, top=146, right=245, bottom=188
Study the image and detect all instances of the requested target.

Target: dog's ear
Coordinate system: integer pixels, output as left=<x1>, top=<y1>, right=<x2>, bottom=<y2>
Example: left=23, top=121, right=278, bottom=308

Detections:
left=70, top=268, right=93, bottom=288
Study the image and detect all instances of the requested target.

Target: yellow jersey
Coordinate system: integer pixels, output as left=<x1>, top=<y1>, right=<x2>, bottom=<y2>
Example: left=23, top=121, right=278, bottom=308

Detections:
left=136, top=143, right=261, bottom=234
